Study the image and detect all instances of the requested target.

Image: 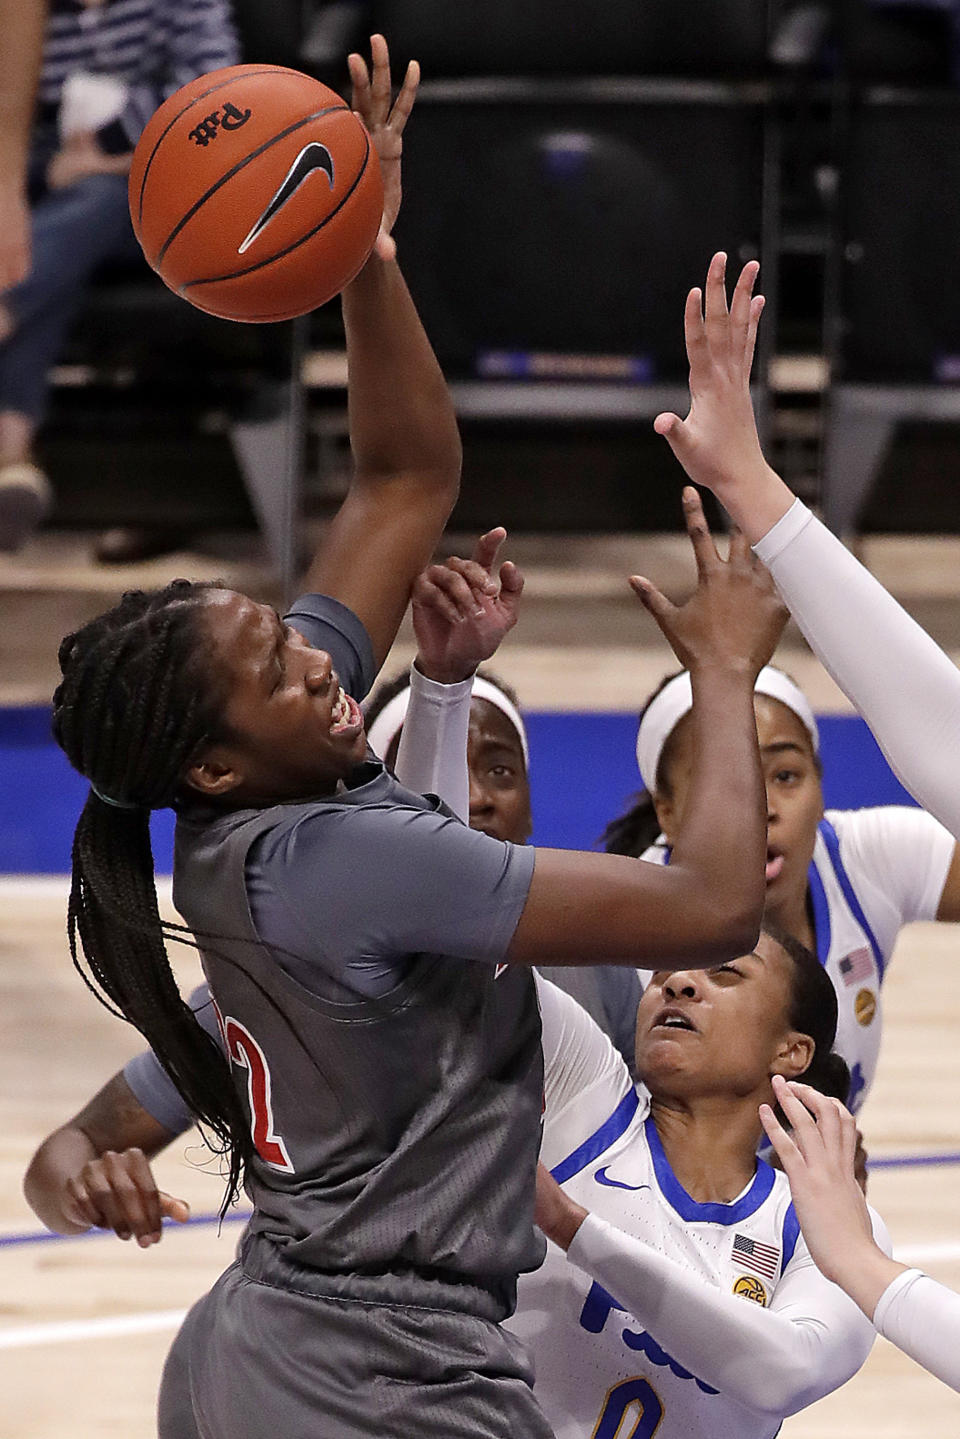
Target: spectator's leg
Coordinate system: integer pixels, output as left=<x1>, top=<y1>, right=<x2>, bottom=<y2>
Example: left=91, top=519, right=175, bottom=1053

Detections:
left=0, top=172, right=137, bottom=548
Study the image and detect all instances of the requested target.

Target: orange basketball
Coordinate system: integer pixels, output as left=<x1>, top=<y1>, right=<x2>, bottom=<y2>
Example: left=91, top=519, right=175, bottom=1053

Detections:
left=129, top=65, right=383, bottom=323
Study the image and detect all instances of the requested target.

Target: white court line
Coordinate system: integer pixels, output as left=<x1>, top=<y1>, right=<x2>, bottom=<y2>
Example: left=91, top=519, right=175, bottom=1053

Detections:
left=5, top=1241, right=960, bottom=1351
left=0, top=1308, right=186, bottom=1350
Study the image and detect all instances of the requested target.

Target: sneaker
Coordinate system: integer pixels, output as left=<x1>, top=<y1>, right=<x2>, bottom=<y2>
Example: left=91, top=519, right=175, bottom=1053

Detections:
left=0, top=462, right=52, bottom=552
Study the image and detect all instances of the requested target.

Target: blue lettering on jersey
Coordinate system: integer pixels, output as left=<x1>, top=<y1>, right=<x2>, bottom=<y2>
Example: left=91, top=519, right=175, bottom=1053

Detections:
left=847, top=1062, right=866, bottom=1111
left=579, top=1281, right=719, bottom=1396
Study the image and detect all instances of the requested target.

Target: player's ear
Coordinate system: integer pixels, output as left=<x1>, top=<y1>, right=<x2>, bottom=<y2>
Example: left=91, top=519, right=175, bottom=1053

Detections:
left=652, top=790, right=677, bottom=845
left=185, top=746, right=243, bottom=797
left=770, top=1031, right=815, bottom=1082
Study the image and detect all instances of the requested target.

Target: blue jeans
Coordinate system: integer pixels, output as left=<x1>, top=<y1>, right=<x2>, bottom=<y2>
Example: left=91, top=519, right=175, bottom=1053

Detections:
left=0, top=126, right=142, bottom=424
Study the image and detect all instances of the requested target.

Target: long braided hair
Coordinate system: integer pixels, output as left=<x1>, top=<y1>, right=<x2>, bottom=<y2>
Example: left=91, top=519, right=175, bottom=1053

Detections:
left=52, top=579, right=254, bottom=1209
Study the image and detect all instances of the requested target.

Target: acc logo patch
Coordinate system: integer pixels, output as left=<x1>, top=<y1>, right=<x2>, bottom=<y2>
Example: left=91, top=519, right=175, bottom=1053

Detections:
left=733, top=1274, right=768, bottom=1306
left=854, top=988, right=877, bottom=1026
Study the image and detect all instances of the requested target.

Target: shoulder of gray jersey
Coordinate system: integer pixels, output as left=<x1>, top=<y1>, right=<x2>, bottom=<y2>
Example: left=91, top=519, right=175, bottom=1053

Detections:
left=284, top=592, right=376, bottom=701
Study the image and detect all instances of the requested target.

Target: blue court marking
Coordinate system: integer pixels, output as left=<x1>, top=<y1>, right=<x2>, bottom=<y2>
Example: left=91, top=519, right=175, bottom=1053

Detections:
left=0, top=1208, right=252, bottom=1249
left=868, top=1151, right=960, bottom=1171
left=5, top=1147, right=960, bottom=1254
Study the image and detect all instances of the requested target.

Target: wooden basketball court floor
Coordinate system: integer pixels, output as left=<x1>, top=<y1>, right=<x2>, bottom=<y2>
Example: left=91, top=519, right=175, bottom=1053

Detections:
left=3, top=531, right=960, bottom=1435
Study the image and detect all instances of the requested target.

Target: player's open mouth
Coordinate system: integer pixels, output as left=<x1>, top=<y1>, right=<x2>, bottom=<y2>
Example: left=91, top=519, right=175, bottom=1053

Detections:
left=652, top=1005, right=697, bottom=1034
left=765, top=848, right=785, bottom=885
left=330, top=687, right=363, bottom=737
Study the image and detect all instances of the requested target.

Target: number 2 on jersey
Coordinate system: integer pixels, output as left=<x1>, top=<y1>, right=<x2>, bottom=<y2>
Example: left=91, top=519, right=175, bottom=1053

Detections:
left=213, top=1005, right=294, bottom=1173
left=593, top=1376, right=664, bottom=1439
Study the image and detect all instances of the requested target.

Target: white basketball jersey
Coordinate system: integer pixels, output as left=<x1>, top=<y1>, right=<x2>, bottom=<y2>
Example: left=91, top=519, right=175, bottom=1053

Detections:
left=640, top=807, right=952, bottom=1113
left=510, top=1056, right=803, bottom=1439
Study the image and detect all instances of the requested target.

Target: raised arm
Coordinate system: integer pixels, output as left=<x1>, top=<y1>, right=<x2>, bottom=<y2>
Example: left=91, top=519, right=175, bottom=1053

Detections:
left=394, top=528, right=523, bottom=818
left=302, top=37, right=461, bottom=669
left=655, top=252, right=960, bottom=840
left=0, top=0, right=45, bottom=290
left=761, top=1078, right=960, bottom=1393
left=508, top=491, right=787, bottom=966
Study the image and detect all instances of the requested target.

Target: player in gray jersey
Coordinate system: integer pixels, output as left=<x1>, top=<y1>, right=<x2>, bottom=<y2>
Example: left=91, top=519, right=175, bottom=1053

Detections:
left=41, top=44, right=786, bottom=1439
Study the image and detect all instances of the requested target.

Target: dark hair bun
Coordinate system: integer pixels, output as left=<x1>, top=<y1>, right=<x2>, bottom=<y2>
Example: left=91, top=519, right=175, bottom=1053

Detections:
left=800, top=1049, right=852, bottom=1104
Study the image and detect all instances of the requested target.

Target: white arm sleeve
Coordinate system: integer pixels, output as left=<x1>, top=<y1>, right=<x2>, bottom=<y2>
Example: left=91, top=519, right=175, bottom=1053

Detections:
left=754, top=501, right=960, bottom=840
left=567, top=1210, right=887, bottom=1417
left=874, top=1268, right=960, bottom=1392
left=393, top=664, right=473, bottom=822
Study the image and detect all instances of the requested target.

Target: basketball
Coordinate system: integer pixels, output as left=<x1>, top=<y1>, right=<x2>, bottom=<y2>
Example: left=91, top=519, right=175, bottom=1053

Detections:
left=128, top=65, right=384, bottom=322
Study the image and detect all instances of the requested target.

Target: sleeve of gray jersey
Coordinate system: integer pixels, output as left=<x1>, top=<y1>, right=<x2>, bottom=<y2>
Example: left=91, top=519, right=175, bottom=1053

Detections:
left=266, top=804, right=537, bottom=967
left=123, top=983, right=220, bottom=1136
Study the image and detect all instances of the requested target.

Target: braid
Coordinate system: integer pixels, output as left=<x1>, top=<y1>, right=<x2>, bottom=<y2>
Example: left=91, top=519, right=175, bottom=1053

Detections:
left=53, top=580, right=254, bottom=1212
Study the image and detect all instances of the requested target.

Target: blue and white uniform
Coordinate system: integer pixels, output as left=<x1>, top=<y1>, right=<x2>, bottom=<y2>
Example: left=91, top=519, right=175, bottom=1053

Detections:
left=507, top=980, right=887, bottom=1438
left=641, top=805, right=953, bottom=1113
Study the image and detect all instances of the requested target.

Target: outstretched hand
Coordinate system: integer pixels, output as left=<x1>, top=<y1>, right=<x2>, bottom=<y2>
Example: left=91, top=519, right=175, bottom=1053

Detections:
left=654, top=254, right=794, bottom=538
left=347, top=34, right=419, bottom=262
left=412, top=528, right=524, bottom=684
left=630, top=487, right=787, bottom=677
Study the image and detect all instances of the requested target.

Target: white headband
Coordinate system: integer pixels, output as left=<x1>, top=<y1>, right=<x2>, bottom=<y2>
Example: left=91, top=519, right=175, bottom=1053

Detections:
left=366, top=672, right=529, bottom=767
left=635, top=666, right=820, bottom=792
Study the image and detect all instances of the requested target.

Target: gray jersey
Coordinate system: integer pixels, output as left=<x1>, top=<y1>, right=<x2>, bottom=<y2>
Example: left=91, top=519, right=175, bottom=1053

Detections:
left=170, top=594, right=545, bottom=1320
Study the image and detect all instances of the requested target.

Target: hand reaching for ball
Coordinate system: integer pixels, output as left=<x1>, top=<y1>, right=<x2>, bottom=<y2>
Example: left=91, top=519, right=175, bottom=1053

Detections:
left=348, top=35, right=420, bottom=263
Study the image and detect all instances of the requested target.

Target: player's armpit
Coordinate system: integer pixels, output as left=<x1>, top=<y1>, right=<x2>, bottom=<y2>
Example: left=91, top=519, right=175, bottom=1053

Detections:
left=508, top=848, right=760, bottom=967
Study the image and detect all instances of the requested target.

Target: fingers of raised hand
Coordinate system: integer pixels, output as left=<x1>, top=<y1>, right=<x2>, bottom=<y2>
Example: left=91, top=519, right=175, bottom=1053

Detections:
left=683, top=287, right=708, bottom=375
left=417, top=564, right=482, bottom=623
left=629, top=575, right=676, bottom=628
left=758, top=1101, right=801, bottom=1172
left=681, top=487, right=721, bottom=575
left=729, top=259, right=760, bottom=362
left=770, top=1075, right=821, bottom=1156
left=347, top=52, right=370, bottom=116
left=703, top=251, right=730, bottom=350
left=471, top=526, right=507, bottom=574
left=744, top=293, right=765, bottom=377
left=388, top=59, right=420, bottom=134
left=446, top=554, right=499, bottom=604
left=368, top=34, right=393, bottom=123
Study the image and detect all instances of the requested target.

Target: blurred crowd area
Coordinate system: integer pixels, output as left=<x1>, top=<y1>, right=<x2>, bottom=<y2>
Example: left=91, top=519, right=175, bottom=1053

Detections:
left=3, top=0, right=960, bottom=572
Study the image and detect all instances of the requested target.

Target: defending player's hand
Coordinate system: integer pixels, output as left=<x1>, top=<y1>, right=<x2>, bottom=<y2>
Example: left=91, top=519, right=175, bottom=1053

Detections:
left=347, top=34, right=419, bottom=262
left=759, top=1076, right=874, bottom=1284
left=653, top=253, right=777, bottom=506
left=630, top=486, right=787, bottom=677
left=63, top=1146, right=190, bottom=1247
left=411, top=528, right=524, bottom=685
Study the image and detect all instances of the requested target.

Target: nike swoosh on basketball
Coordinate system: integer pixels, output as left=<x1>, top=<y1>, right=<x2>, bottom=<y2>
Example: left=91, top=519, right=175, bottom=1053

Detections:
left=238, top=142, right=335, bottom=255
left=594, top=1168, right=650, bottom=1192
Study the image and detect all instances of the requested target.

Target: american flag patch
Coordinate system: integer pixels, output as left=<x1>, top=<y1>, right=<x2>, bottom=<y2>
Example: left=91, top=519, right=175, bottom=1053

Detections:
left=839, top=947, right=873, bottom=986
left=732, top=1233, right=780, bottom=1280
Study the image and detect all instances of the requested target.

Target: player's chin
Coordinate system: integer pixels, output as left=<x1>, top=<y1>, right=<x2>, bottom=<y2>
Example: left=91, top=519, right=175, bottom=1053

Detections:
left=635, top=1037, right=700, bottom=1083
